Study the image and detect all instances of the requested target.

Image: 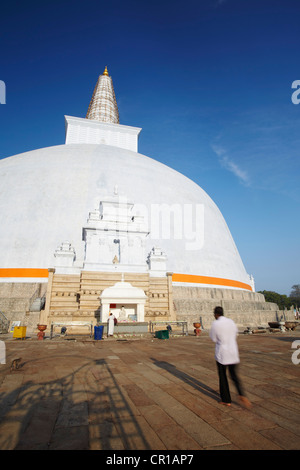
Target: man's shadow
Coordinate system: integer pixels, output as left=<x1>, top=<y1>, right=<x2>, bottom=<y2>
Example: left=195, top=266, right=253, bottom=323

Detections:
left=150, top=358, right=219, bottom=401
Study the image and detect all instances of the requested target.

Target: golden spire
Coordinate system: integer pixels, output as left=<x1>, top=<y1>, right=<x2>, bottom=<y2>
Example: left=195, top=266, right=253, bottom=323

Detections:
left=86, top=67, right=119, bottom=123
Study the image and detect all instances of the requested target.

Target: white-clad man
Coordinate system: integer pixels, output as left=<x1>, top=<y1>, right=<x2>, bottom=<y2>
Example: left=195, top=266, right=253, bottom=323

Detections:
left=107, top=312, right=116, bottom=337
left=210, top=306, right=251, bottom=408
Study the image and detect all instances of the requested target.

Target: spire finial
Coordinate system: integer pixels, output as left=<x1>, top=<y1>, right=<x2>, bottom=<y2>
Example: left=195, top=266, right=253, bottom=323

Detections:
left=86, top=67, right=119, bottom=123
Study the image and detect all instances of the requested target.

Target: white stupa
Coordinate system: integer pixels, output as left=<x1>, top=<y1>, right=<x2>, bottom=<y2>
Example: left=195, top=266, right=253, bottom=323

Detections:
left=0, top=67, right=254, bottom=292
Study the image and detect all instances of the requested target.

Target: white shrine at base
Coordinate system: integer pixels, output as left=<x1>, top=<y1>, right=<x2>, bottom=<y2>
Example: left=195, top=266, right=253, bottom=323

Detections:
left=100, top=278, right=147, bottom=323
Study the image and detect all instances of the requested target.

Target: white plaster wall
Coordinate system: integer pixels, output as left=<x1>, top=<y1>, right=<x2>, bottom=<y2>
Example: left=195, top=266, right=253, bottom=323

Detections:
left=65, top=116, right=141, bottom=152
left=0, top=143, right=250, bottom=285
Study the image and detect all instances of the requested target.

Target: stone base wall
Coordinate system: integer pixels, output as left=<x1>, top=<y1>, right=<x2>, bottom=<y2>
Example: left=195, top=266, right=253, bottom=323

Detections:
left=0, top=282, right=47, bottom=331
left=0, top=280, right=295, bottom=334
left=173, top=285, right=294, bottom=329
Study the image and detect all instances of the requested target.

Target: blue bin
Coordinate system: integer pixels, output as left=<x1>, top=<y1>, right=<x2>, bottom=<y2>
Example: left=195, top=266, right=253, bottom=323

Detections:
left=94, top=325, right=104, bottom=340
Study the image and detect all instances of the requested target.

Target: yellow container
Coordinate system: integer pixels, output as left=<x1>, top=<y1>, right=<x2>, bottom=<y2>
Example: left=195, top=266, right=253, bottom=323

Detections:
left=13, top=326, right=27, bottom=339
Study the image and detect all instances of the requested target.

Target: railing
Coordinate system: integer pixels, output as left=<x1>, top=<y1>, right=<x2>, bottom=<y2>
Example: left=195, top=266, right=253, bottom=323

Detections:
left=0, top=311, right=10, bottom=334
left=50, top=321, right=93, bottom=339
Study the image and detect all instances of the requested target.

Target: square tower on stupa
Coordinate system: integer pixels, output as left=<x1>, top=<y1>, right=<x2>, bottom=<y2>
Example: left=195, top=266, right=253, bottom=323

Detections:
left=64, top=66, right=141, bottom=152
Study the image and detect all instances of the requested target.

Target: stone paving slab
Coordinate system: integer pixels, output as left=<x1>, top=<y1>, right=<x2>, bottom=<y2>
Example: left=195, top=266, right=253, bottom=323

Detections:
left=0, top=330, right=300, bottom=453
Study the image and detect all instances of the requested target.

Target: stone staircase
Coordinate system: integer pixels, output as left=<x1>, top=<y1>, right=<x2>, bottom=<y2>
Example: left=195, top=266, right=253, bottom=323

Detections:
left=47, top=271, right=173, bottom=326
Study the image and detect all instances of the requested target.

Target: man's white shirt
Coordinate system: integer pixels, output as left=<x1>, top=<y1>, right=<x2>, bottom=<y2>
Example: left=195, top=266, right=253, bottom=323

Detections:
left=209, top=316, right=240, bottom=365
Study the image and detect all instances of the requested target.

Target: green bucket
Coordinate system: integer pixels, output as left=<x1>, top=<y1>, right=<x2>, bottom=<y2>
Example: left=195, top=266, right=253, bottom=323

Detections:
left=155, top=330, right=169, bottom=339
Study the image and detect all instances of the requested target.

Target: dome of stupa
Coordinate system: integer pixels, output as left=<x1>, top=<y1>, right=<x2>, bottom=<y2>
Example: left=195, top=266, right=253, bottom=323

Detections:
left=0, top=67, right=253, bottom=292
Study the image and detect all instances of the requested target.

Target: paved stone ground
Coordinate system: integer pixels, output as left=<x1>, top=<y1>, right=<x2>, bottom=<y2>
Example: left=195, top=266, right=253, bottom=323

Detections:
left=0, top=330, right=299, bottom=451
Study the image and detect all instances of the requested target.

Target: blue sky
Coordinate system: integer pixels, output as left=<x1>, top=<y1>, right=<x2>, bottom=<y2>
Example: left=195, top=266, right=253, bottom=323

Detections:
left=0, top=0, right=299, bottom=295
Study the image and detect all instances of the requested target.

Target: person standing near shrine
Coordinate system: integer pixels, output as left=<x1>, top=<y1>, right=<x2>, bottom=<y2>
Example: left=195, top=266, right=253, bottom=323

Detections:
left=209, top=306, right=251, bottom=408
left=107, top=312, right=115, bottom=337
